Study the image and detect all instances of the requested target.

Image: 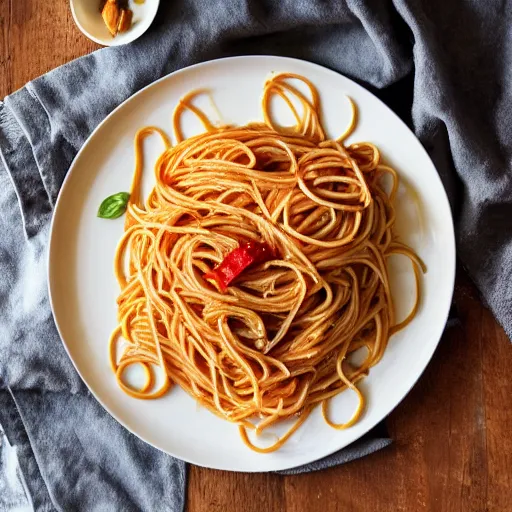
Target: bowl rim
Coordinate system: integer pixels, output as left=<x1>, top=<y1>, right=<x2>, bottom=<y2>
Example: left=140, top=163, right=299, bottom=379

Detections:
left=69, top=0, right=160, bottom=47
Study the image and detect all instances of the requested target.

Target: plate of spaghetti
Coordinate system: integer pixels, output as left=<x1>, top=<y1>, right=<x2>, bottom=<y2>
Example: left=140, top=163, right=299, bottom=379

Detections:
left=48, top=56, right=455, bottom=471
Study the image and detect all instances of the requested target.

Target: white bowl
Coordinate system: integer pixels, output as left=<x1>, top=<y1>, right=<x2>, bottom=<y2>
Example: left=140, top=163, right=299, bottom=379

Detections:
left=70, top=0, right=160, bottom=46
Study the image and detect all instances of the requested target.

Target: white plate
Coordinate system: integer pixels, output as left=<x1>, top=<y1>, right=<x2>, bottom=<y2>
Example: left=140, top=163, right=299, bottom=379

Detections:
left=48, top=56, right=455, bottom=472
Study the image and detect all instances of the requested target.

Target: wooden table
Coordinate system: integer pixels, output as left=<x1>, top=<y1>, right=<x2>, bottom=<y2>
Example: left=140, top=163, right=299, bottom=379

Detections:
left=1, top=4, right=511, bottom=511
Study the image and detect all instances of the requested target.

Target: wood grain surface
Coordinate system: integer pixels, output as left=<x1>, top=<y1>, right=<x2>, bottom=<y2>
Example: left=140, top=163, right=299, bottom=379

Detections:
left=1, top=3, right=511, bottom=511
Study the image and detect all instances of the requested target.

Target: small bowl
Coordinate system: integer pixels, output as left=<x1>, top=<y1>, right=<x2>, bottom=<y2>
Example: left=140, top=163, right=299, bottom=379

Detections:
left=70, top=0, right=160, bottom=46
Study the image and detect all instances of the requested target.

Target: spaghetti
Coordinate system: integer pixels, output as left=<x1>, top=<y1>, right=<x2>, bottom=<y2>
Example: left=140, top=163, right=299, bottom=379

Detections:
left=108, top=73, right=425, bottom=453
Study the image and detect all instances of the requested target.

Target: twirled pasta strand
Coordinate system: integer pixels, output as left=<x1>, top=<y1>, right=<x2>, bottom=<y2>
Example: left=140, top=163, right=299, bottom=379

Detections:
left=108, top=73, right=425, bottom=453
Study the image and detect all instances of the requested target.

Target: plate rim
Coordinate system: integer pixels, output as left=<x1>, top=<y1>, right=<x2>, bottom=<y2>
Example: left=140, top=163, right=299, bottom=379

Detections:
left=47, top=55, right=456, bottom=471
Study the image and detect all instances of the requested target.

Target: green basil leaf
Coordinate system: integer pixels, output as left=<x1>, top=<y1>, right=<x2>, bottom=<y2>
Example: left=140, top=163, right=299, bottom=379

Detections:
left=97, top=192, right=130, bottom=219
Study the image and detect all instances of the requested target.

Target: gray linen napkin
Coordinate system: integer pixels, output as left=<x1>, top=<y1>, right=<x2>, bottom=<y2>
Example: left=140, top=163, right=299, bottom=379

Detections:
left=1, top=0, right=511, bottom=509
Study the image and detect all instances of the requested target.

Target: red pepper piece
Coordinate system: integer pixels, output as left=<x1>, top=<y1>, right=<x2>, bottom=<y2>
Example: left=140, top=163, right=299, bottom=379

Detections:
left=204, top=241, right=273, bottom=292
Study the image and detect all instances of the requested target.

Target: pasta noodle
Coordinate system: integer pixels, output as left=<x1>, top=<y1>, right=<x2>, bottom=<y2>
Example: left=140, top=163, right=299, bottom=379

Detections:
left=108, top=73, right=425, bottom=453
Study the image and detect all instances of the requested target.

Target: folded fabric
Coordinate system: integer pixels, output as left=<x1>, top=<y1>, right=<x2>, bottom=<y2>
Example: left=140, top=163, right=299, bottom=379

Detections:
left=1, top=0, right=511, bottom=509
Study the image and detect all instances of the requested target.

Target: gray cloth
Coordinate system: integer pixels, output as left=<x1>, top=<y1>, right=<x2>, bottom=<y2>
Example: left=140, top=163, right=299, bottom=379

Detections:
left=0, top=0, right=510, bottom=509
